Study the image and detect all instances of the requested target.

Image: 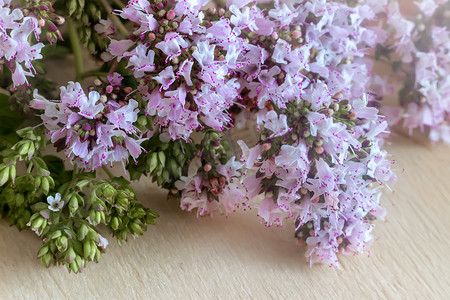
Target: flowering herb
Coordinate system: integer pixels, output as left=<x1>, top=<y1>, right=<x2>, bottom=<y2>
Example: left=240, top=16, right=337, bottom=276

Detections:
left=3, top=0, right=445, bottom=272
left=370, top=0, right=450, bottom=143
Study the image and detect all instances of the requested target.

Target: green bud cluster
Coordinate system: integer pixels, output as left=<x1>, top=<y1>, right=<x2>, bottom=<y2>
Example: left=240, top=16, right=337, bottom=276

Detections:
left=36, top=220, right=106, bottom=273
left=0, top=124, right=158, bottom=273
left=127, top=133, right=196, bottom=189
left=198, top=130, right=233, bottom=170
left=16, top=172, right=158, bottom=273
left=56, top=0, right=109, bottom=54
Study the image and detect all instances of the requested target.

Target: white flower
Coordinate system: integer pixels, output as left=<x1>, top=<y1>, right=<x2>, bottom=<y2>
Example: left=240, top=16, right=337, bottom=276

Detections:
left=47, top=193, right=64, bottom=212
left=96, top=234, right=109, bottom=250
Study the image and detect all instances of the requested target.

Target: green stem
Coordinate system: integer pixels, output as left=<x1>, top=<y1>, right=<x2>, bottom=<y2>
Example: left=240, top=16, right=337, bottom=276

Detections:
left=102, top=166, right=114, bottom=179
left=67, top=19, right=84, bottom=81
left=99, top=0, right=130, bottom=37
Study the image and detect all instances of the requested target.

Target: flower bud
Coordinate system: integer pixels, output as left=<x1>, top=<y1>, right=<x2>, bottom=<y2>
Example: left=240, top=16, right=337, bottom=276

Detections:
left=148, top=32, right=156, bottom=41
left=166, top=10, right=175, bottom=20
left=65, top=248, right=76, bottom=263
left=55, top=16, right=65, bottom=25
left=291, top=30, right=302, bottom=39
left=262, top=143, right=271, bottom=151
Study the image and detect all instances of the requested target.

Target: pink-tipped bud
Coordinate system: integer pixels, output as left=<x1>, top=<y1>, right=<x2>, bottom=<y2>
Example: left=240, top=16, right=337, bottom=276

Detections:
left=166, top=10, right=175, bottom=20
left=47, top=21, right=58, bottom=33
left=40, top=4, right=49, bottom=11
left=106, top=85, right=113, bottom=93
left=203, top=164, right=212, bottom=172
left=38, top=18, right=46, bottom=27
left=262, top=143, right=271, bottom=151
left=219, top=176, right=226, bottom=185
left=55, top=16, right=65, bottom=25
left=337, top=237, right=343, bottom=244
left=348, top=112, right=358, bottom=119
left=148, top=32, right=156, bottom=41
left=291, top=30, right=302, bottom=39
left=314, top=146, right=324, bottom=154
left=271, top=32, right=279, bottom=40
left=156, top=2, right=164, bottom=9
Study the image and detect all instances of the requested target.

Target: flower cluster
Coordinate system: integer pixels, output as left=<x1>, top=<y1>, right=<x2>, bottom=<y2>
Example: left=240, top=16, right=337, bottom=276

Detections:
left=218, top=0, right=396, bottom=266
left=0, top=0, right=45, bottom=87
left=374, top=0, right=450, bottom=143
left=104, top=0, right=251, bottom=141
left=2, top=0, right=429, bottom=272
left=30, top=77, right=145, bottom=170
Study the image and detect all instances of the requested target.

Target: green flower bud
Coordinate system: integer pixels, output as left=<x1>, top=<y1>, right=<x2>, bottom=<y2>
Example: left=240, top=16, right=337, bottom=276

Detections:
left=69, top=261, right=79, bottom=273
left=137, top=115, right=148, bottom=127
left=110, top=217, right=120, bottom=231
left=18, top=140, right=30, bottom=156
left=14, top=193, right=24, bottom=207
left=69, top=196, right=79, bottom=216
left=0, top=165, right=10, bottom=186
left=158, top=151, right=166, bottom=166
left=130, top=222, right=143, bottom=235
left=37, top=244, right=49, bottom=258
left=51, top=230, right=62, bottom=239
left=116, top=197, right=129, bottom=210
left=34, top=176, right=42, bottom=191
left=56, top=235, right=68, bottom=252
left=78, top=224, right=89, bottom=241
left=41, top=252, right=53, bottom=267
left=67, top=0, right=77, bottom=15
left=40, top=177, right=50, bottom=195
left=89, top=240, right=97, bottom=261
left=65, top=248, right=76, bottom=264
left=83, top=240, right=91, bottom=259
left=148, top=152, right=158, bottom=172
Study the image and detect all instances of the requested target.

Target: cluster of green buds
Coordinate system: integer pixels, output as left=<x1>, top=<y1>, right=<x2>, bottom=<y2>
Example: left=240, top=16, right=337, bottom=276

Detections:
left=59, top=0, right=110, bottom=53
left=35, top=215, right=106, bottom=273
left=20, top=171, right=158, bottom=272
left=0, top=127, right=50, bottom=231
left=0, top=123, right=158, bottom=272
left=0, top=127, right=47, bottom=187
left=185, top=130, right=234, bottom=198
left=127, top=133, right=196, bottom=189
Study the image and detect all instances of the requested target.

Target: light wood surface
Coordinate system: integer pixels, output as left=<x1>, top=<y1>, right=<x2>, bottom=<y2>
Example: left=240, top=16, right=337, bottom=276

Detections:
left=0, top=128, right=449, bottom=299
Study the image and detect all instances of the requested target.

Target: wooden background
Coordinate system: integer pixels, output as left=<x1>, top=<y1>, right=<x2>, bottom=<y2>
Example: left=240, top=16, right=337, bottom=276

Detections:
left=1, top=1, right=450, bottom=299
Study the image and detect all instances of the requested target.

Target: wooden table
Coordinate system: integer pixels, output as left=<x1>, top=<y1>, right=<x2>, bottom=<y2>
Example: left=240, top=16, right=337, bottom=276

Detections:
left=0, top=129, right=449, bottom=299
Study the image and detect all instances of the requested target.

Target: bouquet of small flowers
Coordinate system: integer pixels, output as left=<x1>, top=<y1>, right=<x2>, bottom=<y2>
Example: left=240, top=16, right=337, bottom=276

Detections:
left=372, top=0, right=450, bottom=143
left=0, top=0, right=445, bottom=273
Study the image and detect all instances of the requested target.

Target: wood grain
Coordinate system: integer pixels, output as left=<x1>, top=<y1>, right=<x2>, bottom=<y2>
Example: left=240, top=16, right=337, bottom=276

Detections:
left=0, top=131, right=449, bottom=299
